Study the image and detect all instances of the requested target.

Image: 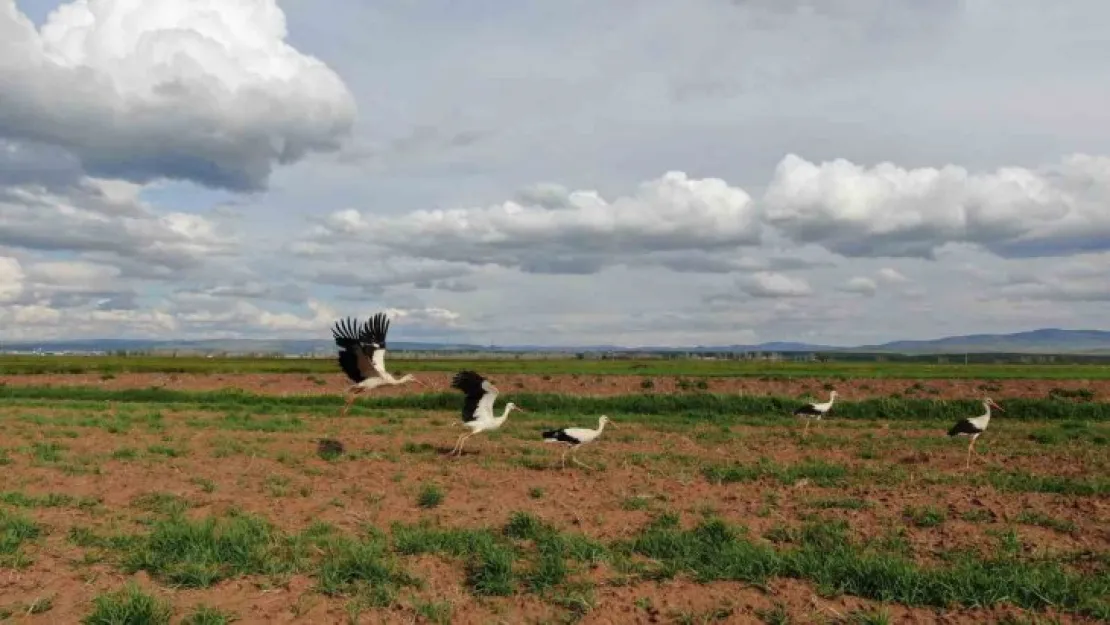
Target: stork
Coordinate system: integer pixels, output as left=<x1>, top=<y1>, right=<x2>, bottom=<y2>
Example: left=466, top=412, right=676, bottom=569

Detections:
left=542, top=415, right=612, bottom=470
left=793, top=390, right=837, bottom=435
left=447, top=370, right=524, bottom=457
left=331, top=312, right=426, bottom=417
left=948, top=397, right=1003, bottom=469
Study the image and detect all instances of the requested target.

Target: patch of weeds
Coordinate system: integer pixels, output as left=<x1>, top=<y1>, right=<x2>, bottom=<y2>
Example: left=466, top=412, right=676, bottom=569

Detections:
left=621, top=495, right=651, bottom=511
left=316, top=534, right=419, bottom=607
left=807, top=497, right=871, bottom=510
left=0, top=508, right=41, bottom=568
left=528, top=487, right=545, bottom=499
left=30, top=441, right=65, bottom=463
left=417, top=483, right=445, bottom=509
left=180, top=604, right=239, bottom=624
left=702, top=458, right=848, bottom=487
left=961, top=508, right=995, bottom=523
left=146, top=444, right=185, bottom=458
left=1015, top=510, right=1077, bottom=535
left=263, top=474, right=291, bottom=497
left=123, top=512, right=304, bottom=587
left=111, top=447, right=140, bottom=461
left=411, top=598, right=452, bottom=624
left=903, top=505, right=947, bottom=528
left=190, top=477, right=217, bottom=493
left=402, top=441, right=435, bottom=454
left=845, top=608, right=893, bottom=625
left=131, top=492, right=191, bottom=517
left=82, top=583, right=172, bottom=625
left=755, top=603, right=790, bottom=624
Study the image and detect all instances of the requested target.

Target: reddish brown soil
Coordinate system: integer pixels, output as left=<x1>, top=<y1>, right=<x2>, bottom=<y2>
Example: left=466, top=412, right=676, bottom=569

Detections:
left=0, top=384, right=1107, bottom=622
left=1, top=371, right=1107, bottom=400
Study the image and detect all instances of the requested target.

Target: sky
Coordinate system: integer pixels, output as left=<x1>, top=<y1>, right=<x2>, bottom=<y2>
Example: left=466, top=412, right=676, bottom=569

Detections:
left=2, top=0, right=1109, bottom=348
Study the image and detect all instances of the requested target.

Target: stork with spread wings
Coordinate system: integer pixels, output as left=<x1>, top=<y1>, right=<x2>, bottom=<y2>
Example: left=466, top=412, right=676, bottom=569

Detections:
left=332, top=312, right=426, bottom=416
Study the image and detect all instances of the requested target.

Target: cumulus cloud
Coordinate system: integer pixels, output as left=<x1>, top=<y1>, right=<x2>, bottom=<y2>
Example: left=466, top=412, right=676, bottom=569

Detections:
left=0, top=177, right=235, bottom=274
left=839, top=276, right=878, bottom=296
left=307, top=171, right=760, bottom=274
left=763, top=153, right=1110, bottom=259
left=877, top=268, right=910, bottom=283
left=0, top=0, right=356, bottom=191
left=0, top=255, right=24, bottom=302
left=740, top=271, right=812, bottom=298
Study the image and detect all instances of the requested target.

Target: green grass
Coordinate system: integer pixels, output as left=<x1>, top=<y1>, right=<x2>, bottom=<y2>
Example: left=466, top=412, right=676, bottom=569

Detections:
left=0, top=509, right=41, bottom=567
left=417, top=483, right=445, bottom=509
left=6, top=385, right=1110, bottom=421
left=179, top=605, right=238, bottom=625
left=4, top=353, right=1110, bottom=378
left=82, top=583, right=172, bottom=625
left=623, top=514, right=1110, bottom=619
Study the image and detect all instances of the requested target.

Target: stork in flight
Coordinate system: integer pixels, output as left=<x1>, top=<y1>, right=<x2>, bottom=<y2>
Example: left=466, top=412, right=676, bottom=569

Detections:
left=331, top=312, right=426, bottom=417
left=447, top=370, right=524, bottom=457
left=948, top=397, right=1003, bottom=469
left=793, top=390, right=837, bottom=435
left=542, top=415, right=612, bottom=470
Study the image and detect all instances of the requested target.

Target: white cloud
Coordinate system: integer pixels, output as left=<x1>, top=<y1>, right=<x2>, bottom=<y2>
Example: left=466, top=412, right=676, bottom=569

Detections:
left=763, top=153, right=1110, bottom=259
left=839, top=276, right=878, bottom=296
left=0, top=0, right=356, bottom=190
left=740, top=271, right=812, bottom=298
left=0, top=255, right=25, bottom=302
left=0, top=177, right=235, bottom=274
left=877, top=267, right=910, bottom=283
left=307, top=171, right=760, bottom=274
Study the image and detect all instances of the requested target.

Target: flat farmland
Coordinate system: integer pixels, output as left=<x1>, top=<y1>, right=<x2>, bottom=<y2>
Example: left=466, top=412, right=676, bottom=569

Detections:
left=0, top=357, right=1108, bottom=624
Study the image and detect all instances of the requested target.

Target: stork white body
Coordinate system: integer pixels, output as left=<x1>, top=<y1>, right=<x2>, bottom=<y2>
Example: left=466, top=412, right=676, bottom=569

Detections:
left=542, top=415, right=612, bottom=469
left=948, top=397, right=1003, bottom=469
left=332, top=313, right=426, bottom=416
left=448, top=371, right=524, bottom=457
left=793, top=390, right=837, bottom=434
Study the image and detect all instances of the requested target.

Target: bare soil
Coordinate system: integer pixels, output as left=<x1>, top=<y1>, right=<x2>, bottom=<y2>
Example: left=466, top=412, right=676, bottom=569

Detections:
left=0, top=378, right=1107, bottom=623
left=1, top=371, right=1107, bottom=400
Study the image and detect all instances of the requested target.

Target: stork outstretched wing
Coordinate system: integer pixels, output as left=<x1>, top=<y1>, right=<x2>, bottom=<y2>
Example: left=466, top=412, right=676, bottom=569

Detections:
left=361, top=312, right=391, bottom=376
left=332, top=316, right=379, bottom=383
left=451, top=370, right=498, bottom=422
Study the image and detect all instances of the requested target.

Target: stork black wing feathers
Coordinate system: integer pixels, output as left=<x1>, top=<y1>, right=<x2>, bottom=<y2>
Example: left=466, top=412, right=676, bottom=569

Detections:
left=362, top=312, right=390, bottom=349
left=452, top=370, right=489, bottom=422
left=948, top=419, right=983, bottom=436
left=542, top=428, right=581, bottom=445
left=793, top=404, right=823, bottom=416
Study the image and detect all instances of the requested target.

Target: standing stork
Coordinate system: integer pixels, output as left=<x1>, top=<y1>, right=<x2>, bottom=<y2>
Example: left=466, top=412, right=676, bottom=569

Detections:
left=793, top=390, right=838, bottom=435
left=447, top=370, right=524, bottom=457
left=332, top=312, right=426, bottom=417
left=542, top=415, right=613, bottom=470
left=948, top=397, right=1003, bottom=469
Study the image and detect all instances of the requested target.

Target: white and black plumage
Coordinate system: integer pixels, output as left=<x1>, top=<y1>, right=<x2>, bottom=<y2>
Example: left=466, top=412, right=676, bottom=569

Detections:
left=793, top=390, right=837, bottom=435
left=542, top=415, right=612, bottom=470
left=948, top=397, right=1003, bottom=469
left=332, top=313, right=425, bottom=416
left=447, top=370, right=524, bottom=457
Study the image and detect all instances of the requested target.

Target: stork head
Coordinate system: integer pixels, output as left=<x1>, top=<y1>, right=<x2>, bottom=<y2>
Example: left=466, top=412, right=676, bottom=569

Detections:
left=829, top=390, right=839, bottom=399
left=599, top=415, right=613, bottom=428
left=399, top=373, right=427, bottom=388
left=984, top=397, right=1003, bottom=412
left=506, top=402, right=525, bottom=414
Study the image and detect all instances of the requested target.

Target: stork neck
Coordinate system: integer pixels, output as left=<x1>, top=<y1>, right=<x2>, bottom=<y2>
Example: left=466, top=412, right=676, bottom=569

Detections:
left=596, top=418, right=607, bottom=433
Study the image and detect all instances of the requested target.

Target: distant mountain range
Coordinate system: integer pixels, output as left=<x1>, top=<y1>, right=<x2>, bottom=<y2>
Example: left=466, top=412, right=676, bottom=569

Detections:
left=3, top=329, right=1110, bottom=355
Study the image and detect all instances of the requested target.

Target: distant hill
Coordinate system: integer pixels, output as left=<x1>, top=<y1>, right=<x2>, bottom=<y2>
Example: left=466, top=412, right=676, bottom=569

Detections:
left=2, top=328, right=1109, bottom=356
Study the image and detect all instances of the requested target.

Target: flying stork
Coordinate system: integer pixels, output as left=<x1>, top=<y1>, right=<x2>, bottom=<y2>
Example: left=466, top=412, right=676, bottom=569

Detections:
left=331, top=312, right=426, bottom=417
left=793, top=390, right=837, bottom=435
left=542, top=415, right=613, bottom=470
left=948, top=397, right=1003, bottom=469
left=447, top=370, right=524, bottom=457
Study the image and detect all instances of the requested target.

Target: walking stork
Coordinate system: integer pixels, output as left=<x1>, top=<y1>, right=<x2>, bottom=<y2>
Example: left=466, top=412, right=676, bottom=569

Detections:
left=447, top=370, right=524, bottom=457
left=542, top=415, right=612, bottom=470
left=332, top=312, right=426, bottom=416
left=793, top=390, right=837, bottom=435
left=948, top=397, right=1003, bottom=469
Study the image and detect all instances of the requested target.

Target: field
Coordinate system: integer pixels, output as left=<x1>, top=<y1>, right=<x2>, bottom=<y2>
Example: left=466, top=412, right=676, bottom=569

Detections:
left=0, top=357, right=1108, bottom=624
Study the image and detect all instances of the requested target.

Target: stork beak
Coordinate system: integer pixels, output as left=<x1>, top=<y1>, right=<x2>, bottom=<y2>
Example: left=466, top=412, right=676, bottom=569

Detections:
left=515, top=406, right=527, bottom=413
left=992, top=401, right=1004, bottom=412
left=414, top=379, right=428, bottom=388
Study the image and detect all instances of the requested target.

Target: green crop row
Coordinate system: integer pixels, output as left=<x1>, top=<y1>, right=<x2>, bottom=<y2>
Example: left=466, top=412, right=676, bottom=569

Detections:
left=3, top=385, right=1109, bottom=421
